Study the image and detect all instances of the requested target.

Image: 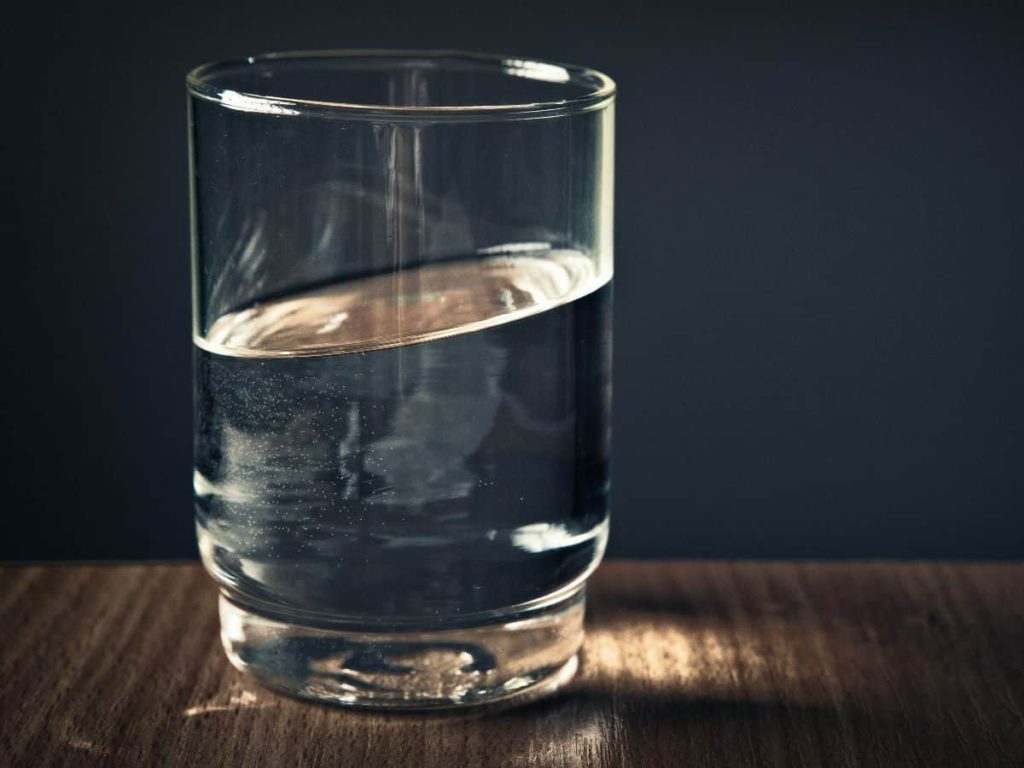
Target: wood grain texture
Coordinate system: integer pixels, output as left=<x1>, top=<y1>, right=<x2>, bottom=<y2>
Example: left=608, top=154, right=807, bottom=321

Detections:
left=2, top=562, right=1023, bottom=767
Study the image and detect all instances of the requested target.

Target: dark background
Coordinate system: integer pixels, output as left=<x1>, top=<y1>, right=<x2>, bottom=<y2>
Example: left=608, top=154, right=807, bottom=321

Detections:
left=4, top=1, right=1022, bottom=560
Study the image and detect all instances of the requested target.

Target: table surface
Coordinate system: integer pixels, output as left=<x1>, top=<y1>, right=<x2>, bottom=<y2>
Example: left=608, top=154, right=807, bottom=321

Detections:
left=2, top=562, right=1022, bottom=767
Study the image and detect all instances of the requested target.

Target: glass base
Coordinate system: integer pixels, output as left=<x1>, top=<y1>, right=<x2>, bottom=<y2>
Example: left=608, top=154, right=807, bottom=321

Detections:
left=218, top=588, right=585, bottom=710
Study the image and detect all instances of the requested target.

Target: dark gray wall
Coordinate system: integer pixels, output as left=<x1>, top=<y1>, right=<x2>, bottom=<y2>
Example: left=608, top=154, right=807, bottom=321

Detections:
left=4, top=1, right=1022, bottom=560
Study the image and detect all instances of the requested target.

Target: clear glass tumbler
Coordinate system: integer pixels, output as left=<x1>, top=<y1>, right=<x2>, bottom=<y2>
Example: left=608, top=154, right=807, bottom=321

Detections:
left=187, top=51, right=614, bottom=709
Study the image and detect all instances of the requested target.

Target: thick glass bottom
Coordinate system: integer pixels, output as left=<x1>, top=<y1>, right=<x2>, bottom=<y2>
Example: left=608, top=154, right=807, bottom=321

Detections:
left=218, top=588, right=586, bottom=710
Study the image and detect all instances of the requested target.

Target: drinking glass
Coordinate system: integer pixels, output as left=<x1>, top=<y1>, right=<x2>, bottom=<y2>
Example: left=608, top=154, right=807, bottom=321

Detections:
left=188, top=50, right=614, bottom=709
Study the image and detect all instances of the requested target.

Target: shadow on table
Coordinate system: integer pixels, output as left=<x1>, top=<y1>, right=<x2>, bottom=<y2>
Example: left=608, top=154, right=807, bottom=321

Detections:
left=179, top=565, right=976, bottom=765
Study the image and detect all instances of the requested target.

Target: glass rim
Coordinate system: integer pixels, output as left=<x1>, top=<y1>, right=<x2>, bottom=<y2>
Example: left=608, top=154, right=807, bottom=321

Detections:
left=186, top=49, right=616, bottom=121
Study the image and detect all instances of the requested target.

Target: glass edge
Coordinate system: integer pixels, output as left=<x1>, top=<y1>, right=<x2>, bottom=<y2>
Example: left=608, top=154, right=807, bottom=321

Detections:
left=185, top=49, right=616, bottom=121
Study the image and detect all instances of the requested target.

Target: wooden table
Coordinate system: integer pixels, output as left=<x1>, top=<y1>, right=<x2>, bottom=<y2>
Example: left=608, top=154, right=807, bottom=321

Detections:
left=2, top=562, right=1022, bottom=767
